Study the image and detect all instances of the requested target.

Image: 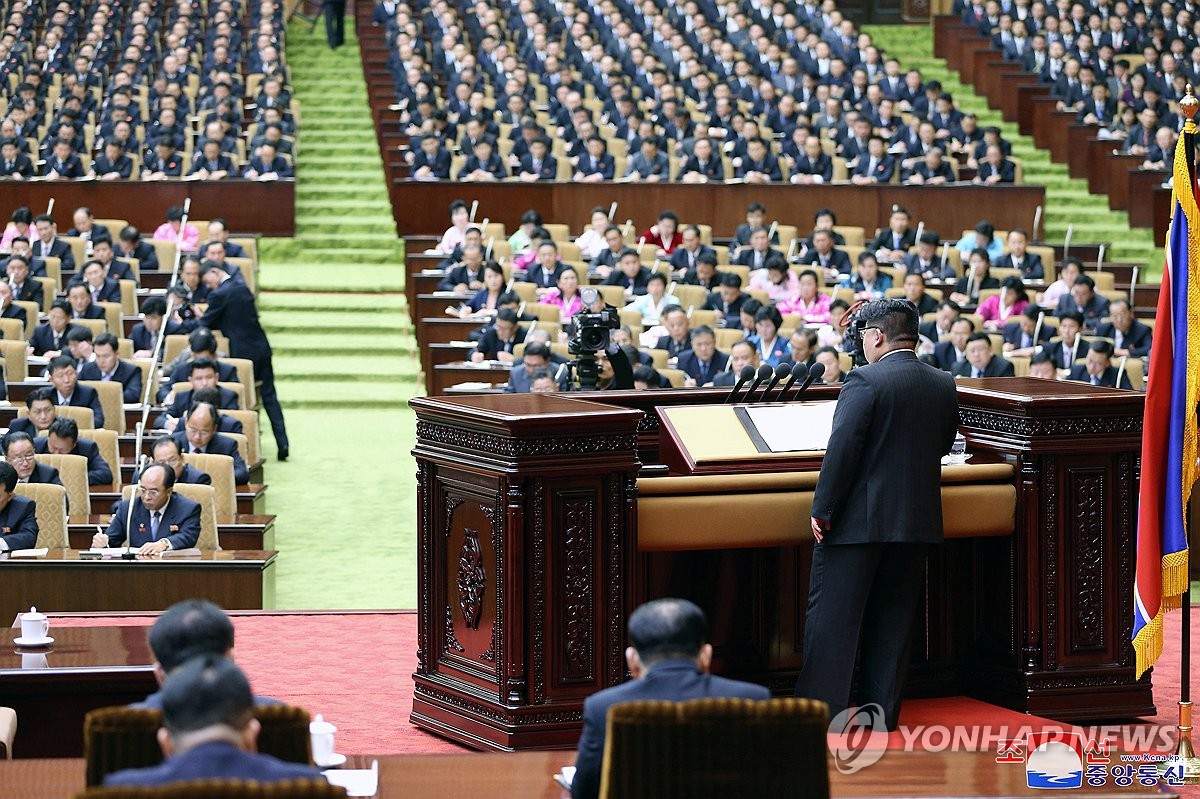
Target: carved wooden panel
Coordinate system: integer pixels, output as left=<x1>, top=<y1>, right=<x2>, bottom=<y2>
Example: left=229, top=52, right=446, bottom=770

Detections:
left=556, top=490, right=597, bottom=685
left=1064, top=467, right=1111, bottom=660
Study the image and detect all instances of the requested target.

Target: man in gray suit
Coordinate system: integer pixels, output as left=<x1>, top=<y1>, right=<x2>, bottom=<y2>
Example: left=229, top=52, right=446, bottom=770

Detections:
left=796, top=298, right=958, bottom=730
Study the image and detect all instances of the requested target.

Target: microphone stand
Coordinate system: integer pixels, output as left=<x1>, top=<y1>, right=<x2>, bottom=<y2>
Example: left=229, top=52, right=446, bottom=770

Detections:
left=135, top=198, right=191, bottom=470
left=120, top=485, right=140, bottom=559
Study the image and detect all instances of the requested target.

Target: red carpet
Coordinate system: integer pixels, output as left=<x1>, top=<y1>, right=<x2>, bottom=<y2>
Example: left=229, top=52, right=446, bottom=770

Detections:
left=53, top=609, right=1196, bottom=765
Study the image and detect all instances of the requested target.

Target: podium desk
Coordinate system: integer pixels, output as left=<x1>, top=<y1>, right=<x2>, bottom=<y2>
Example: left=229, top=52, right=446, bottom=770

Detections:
left=0, top=549, right=277, bottom=625
left=0, top=625, right=157, bottom=758
left=412, top=379, right=1152, bottom=750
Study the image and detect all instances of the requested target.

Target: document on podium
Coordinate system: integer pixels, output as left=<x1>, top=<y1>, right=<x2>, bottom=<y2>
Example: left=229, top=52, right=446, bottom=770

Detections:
left=736, top=401, right=838, bottom=454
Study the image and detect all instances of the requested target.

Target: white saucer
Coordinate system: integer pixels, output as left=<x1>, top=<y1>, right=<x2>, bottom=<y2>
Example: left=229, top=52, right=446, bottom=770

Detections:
left=14, top=636, right=53, bottom=647
left=316, top=753, right=347, bottom=769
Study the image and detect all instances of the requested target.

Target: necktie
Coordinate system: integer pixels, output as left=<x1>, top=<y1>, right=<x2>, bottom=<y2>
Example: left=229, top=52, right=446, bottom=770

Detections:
left=192, top=445, right=204, bottom=454
left=973, top=368, right=982, bottom=378
left=1091, top=375, right=1100, bottom=386
left=150, top=511, right=161, bottom=540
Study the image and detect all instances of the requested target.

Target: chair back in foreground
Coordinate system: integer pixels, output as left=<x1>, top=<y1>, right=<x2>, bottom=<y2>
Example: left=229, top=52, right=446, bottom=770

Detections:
left=598, top=697, right=830, bottom=799
left=13, top=482, right=68, bottom=547
left=34, top=452, right=91, bottom=515
left=74, top=778, right=347, bottom=799
left=80, top=379, right=126, bottom=434
left=84, top=704, right=315, bottom=787
left=183, top=453, right=237, bottom=516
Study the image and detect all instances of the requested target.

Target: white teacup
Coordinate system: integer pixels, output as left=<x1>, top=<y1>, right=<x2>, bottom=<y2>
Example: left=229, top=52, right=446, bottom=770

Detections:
left=309, top=714, right=337, bottom=765
left=19, top=607, right=50, bottom=641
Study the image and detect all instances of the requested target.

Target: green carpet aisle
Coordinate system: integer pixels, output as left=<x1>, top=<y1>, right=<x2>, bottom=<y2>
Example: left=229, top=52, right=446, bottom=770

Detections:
left=253, top=22, right=421, bottom=609
left=867, top=25, right=1161, bottom=272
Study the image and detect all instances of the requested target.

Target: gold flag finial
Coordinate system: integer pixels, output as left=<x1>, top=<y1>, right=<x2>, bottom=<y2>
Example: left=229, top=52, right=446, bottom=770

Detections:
left=1182, top=84, right=1199, bottom=132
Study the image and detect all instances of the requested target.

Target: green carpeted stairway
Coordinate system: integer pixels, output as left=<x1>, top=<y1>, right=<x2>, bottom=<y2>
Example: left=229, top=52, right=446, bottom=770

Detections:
left=250, top=23, right=422, bottom=609
left=867, top=25, right=1160, bottom=270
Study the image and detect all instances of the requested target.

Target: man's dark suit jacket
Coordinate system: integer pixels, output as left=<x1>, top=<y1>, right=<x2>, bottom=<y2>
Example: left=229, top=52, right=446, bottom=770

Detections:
left=992, top=252, right=1044, bottom=280
left=952, top=356, right=1016, bottom=378
left=22, top=462, right=62, bottom=487
left=518, top=154, right=557, bottom=180
left=799, top=248, right=852, bottom=275
left=78, top=359, right=144, bottom=403
left=181, top=277, right=273, bottom=365
left=12, top=280, right=44, bottom=310
left=571, top=659, right=769, bottom=799
left=600, top=267, right=652, bottom=295
left=675, top=348, right=730, bottom=384
left=34, top=435, right=113, bottom=485
left=733, top=246, right=783, bottom=269
left=0, top=302, right=26, bottom=326
left=1043, top=338, right=1085, bottom=369
left=930, top=340, right=966, bottom=372
left=104, top=492, right=202, bottom=550
left=158, top=386, right=240, bottom=427
left=702, top=291, right=750, bottom=328
left=812, top=350, right=958, bottom=543
left=677, top=155, right=724, bottom=180
left=654, top=333, right=692, bottom=358
left=33, top=238, right=75, bottom=271
left=161, top=360, right=240, bottom=401
left=869, top=228, right=917, bottom=253
left=525, top=261, right=567, bottom=289
left=472, top=325, right=525, bottom=360
left=1067, top=364, right=1134, bottom=389
left=976, top=159, right=1015, bottom=183
left=7, top=417, right=38, bottom=437
left=1094, top=320, right=1153, bottom=357
left=575, top=153, right=615, bottom=179
left=104, top=741, right=324, bottom=786
left=72, top=304, right=106, bottom=321
left=437, top=263, right=484, bottom=292
left=0, top=494, right=38, bottom=550
left=668, top=245, right=716, bottom=273
left=1001, top=321, right=1053, bottom=349
left=55, top=383, right=105, bottom=427
left=80, top=277, right=122, bottom=303
left=169, top=430, right=250, bottom=484
left=134, top=463, right=212, bottom=486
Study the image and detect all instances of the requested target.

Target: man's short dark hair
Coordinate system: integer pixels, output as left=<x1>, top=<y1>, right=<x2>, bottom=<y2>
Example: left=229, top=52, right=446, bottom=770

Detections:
left=695, top=251, right=718, bottom=267
left=814, top=208, right=837, bottom=224
left=527, top=367, right=554, bottom=385
left=0, top=461, right=16, bottom=492
left=966, top=332, right=993, bottom=348
left=153, top=436, right=183, bottom=457
left=2, top=430, right=32, bottom=455
left=857, top=298, right=919, bottom=343
left=48, top=354, right=77, bottom=373
left=632, top=364, right=662, bottom=387
left=495, top=308, right=519, bottom=325
left=627, top=598, right=709, bottom=665
left=189, top=329, right=218, bottom=354
left=1090, top=339, right=1114, bottom=358
left=1023, top=304, right=1044, bottom=321
left=690, top=324, right=715, bottom=340
left=189, top=356, right=218, bottom=376
left=25, top=386, right=54, bottom=408
left=1060, top=310, right=1085, bottom=326
left=160, top=654, right=254, bottom=735
left=47, top=416, right=79, bottom=443
left=523, top=342, right=550, bottom=361
left=1030, top=351, right=1055, bottom=368
left=119, top=225, right=141, bottom=243
left=148, top=599, right=236, bottom=673
left=1073, top=274, right=1096, bottom=290
left=718, top=271, right=742, bottom=288
left=617, top=248, right=640, bottom=262
left=94, top=332, right=119, bottom=350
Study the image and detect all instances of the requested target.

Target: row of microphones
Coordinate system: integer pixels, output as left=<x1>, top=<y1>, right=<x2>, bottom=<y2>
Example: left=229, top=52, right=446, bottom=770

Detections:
left=726, top=361, right=825, bottom=404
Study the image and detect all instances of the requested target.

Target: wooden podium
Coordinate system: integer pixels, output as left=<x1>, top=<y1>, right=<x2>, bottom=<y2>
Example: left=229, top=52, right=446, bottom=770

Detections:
left=411, top=379, right=1153, bottom=750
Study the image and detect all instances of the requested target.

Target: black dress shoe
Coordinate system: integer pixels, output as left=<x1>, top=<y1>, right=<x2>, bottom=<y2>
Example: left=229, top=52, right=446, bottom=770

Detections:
left=278, top=449, right=289, bottom=462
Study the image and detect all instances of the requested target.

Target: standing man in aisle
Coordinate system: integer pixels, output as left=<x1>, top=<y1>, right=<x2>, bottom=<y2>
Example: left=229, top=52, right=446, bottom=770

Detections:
left=324, top=0, right=346, bottom=48
left=795, top=298, right=958, bottom=730
left=176, top=263, right=289, bottom=461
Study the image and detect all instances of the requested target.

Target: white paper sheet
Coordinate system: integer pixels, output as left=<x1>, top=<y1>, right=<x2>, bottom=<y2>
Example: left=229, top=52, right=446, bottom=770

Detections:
left=9, top=548, right=48, bottom=558
left=323, top=760, right=378, bottom=796
left=742, top=401, right=839, bottom=453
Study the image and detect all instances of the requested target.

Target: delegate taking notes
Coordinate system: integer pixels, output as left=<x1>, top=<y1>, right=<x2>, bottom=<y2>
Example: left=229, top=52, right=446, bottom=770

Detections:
left=743, top=402, right=838, bottom=453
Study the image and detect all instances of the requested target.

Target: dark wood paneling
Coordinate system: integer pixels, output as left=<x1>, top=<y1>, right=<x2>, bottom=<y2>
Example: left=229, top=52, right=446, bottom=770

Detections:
left=0, top=180, right=295, bottom=236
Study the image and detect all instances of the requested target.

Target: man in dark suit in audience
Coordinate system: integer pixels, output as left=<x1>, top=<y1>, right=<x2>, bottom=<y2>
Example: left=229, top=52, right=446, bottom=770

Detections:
left=104, top=655, right=325, bottom=786
left=0, top=462, right=38, bottom=552
left=1054, top=274, right=1110, bottom=332
left=601, top=249, right=652, bottom=296
left=79, top=333, right=144, bottom=403
left=733, top=227, right=782, bottom=270
left=799, top=229, right=852, bottom=276
left=1001, top=305, right=1054, bottom=355
left=169, top=403, right=250, bottom=484
left=503, top=343, right=567, bottom=392
left=471, top=308, right=526, bottom=363
left=797, top=299, right=957, bottom=730
left=5, top=255, right=44, bottom=310
left=36, top=416, right=113, bottom=485
left=66, top=283, right=106, bottom=321
left=524, top=241, right=567, bottom=290
left=158, top=358, right=240, bottom=430
left=140, top=436, right=212, bottom=486
left=118, top=226, right=160, bottom=271
left=1067, top=339, right=1134, bottom=388
left=992, top=229, right=1043, bottom=279
left=655, top=307, right=693, bottom=357
left=667, top=227, right=715, bottom=275
left=0, top=282, right=27, bottom=327
left=573, top=136, right=615, bottom=181
left=702, top=273, right=750, bottom=328
left=675, top=325, right=728, bottom=387
left=1094, top=299, right=1152, bottom=358
left=93, top=462, right=202, bottom=554
left=177, top=263, right=288, bottom=460
left=437, top=243, right=485, bottom=293
left=3, top=432, right=61, bottom=487
left=953, top=332, right=1016, bottom=378
left=9, top=388, right=57, bottom=438
left=48, top=355, right=104, bottom=427
left=571, top=598, right=769, bottom=799
left=1043, top=311, right=1087, bottom=370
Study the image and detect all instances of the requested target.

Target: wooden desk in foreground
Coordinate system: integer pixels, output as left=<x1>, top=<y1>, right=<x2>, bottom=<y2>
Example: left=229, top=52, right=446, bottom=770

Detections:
left=0, top=625, right=157, bottom=758
left=66, top=514, right=276, bottom=551
left=0, top=749, right=1175, bottom=798
left=0, top=549, right=277, bottom=624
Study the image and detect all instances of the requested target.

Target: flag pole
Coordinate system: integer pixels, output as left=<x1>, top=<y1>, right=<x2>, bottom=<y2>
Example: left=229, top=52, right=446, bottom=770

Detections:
left=1170, top=84, right=1199, bottom=783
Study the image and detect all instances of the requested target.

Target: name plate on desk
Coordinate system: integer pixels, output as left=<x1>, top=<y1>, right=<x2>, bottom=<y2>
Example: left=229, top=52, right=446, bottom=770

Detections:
left=657, top=401, right=838, bottom=475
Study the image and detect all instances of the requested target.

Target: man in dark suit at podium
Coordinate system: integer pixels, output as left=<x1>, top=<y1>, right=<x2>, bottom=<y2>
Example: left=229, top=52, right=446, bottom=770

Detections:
left=797, top=298, right=958, bottom=730
left=571, top=599, right=769, bottom=799
left=92, top=463, right=201, bottom=555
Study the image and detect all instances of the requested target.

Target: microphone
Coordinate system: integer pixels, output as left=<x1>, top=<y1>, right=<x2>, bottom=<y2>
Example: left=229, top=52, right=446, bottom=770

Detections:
left=758, top=363, right=792, bottom=400
left=792, top=362, right=826, bottom=400
left=776, top=362, right=809, bottom=399
left=736, top=364, right=774, bottom=403
left=725, top=365, right=756, bottom=403
left=121, top=485, right=141, bottom=560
